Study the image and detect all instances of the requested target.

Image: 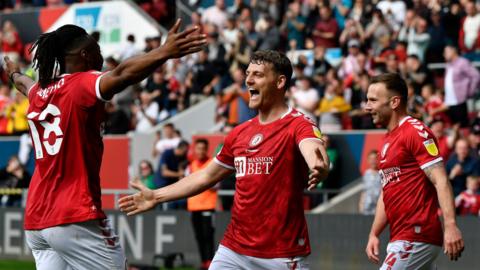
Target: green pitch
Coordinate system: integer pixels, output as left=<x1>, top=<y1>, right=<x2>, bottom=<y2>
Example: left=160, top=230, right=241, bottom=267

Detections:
left=0, top=260, right=195, bottom=270
left=0, top=260, right=35, bottom=270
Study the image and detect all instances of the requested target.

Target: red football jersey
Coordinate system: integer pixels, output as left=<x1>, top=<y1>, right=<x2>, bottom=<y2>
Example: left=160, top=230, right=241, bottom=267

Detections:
left=379, top=116, right=443, bottom=246
left=215, top=108, right=322, bottom=258
left=24, top=71, right=108, bottom=230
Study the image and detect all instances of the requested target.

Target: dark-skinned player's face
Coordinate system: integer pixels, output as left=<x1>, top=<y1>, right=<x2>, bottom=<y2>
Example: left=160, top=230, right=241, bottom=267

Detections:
left=86, top=40, right=104, bottom=71
left=73, top=37, right=103, bottom=71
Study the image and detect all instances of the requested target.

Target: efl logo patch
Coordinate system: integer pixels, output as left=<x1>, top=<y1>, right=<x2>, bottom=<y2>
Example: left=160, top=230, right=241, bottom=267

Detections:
left=313, top=126, right=322, bottom=139
left=249, top=134, right=263, bottom=147
left=423, top=139, right=439, bottom=156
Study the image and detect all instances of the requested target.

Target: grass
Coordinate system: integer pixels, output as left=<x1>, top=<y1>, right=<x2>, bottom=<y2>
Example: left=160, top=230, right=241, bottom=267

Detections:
left=0, top=260, right=35, bottom=270
left=0, top=260, right=195, bottom=270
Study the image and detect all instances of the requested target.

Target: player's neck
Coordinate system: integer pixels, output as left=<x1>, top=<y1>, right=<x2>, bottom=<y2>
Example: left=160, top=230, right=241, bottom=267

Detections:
left=258, top=104, right=289, bottom=124
left=387, top=111, right=408, bottom=132
left=65, top=61, right=90, bottom=74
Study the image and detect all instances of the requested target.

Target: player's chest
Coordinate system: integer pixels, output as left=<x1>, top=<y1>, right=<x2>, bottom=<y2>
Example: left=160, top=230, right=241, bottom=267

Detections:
left=231, top=126, right=295, bottom=178
left=378, top=136, right=414, bottom=187
left=231, top=125, right=294, bottom=156
left=379, top=136, right=409, bottom=168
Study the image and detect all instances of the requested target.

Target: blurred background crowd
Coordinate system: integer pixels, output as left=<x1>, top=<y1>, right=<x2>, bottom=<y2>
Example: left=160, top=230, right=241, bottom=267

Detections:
left=0, top=0, right=480, bottom=215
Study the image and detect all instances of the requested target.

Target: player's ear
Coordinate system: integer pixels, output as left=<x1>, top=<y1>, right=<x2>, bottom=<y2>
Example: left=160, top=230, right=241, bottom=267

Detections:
left=277, top=75, right=286, bottom=91
left=390, top=96, right=401, bottom=110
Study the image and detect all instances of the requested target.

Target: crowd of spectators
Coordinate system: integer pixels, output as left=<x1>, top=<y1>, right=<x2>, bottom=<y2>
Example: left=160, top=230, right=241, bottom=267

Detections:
left=1, top=0, right=480, bottom=135
left=1, top=0, right=480, bottom=212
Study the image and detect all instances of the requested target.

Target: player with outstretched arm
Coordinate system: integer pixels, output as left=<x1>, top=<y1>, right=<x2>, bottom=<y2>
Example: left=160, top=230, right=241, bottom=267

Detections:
left=5, top=19, right=205, bottom=270
left=119, top=50, right=330, bottom=270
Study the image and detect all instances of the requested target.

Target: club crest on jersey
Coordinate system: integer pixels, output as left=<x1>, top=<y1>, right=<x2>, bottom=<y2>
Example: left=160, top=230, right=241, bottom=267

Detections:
left=423, top=139, right=439, bottom=156
left=381, top=143, right=390, bottom=158
left=249, top=134, right=264, bottom=147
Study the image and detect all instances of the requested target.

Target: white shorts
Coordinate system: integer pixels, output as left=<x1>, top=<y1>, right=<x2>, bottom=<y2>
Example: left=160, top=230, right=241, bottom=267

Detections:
left=380, top=240, right=441, bottom=270
left=209, top=244, right=309, bottom=270
left=25, top=219, right=127, bottom=270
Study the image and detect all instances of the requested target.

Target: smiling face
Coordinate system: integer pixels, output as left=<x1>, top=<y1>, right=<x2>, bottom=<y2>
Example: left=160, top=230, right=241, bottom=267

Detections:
left=245, top=62, right=286, bottom=110
left=365, top=82, right=395, bottom=128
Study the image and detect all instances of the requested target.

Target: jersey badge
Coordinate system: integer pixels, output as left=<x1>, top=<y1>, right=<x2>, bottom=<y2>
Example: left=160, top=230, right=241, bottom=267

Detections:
left=423, top=139, right=439, bottom=156
left=249, top=134, right=264, bottom=147
left=313, top=126, right=322, bottom=139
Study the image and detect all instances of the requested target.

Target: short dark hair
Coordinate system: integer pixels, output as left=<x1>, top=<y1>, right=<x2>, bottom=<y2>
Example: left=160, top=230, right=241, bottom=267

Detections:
left=250, top=50, right=293, bottom=90
left=177, top=140, right=189, bottom=149
left=370, top=73, right=408, bottom=106
left=195, top=138, right=209, bottom=147
left=407, top=54, right=420, bottom=61
left=445, top=43, right=459, bottom=53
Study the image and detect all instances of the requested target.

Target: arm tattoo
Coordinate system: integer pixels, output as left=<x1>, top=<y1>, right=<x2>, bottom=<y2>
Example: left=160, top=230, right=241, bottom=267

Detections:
left=423, top=161, right=444, bottom=180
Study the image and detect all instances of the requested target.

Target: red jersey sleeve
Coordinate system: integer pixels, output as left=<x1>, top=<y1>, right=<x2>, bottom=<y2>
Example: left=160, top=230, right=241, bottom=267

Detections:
left=214, top=130, right=236, bottom=170
left=294, top=117, right=323, bottom=146
left=405, top=124, right=443, bottom=170
left=70, top=71, right=109, bottom=108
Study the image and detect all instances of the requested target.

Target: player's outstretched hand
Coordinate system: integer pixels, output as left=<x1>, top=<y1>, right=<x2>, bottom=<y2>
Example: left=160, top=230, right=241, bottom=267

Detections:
left=3, top=56, right=20, bottom=78
left=118, top=181, right=156, bottom=216
left=307, top=148, right=328, bottom=190
left=160, top=19, right=207, bottom=59
left=365, top=234, right=381, bottom=264
left=443, top=224, right=464, bottom=261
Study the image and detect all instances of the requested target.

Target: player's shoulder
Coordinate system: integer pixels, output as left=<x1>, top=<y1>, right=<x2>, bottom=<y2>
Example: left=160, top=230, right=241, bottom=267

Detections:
left=67, top=70, right=103, bottom=80
left=400, top=116, right=433, bottom=140
left=288, top=108, right=317, bottom=126
left=232, top=118, right=253, bottom=133
left=226, top=119, right=253, bottom=141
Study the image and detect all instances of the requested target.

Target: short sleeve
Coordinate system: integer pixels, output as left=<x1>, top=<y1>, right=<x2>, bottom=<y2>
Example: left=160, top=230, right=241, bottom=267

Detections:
left=70, top=71, right=109, bottom=108
left=405, top=125, right=443, bottom=170
left=214, top=131, right=235, bottom=170
left=295, top=117, right=323, bottom=146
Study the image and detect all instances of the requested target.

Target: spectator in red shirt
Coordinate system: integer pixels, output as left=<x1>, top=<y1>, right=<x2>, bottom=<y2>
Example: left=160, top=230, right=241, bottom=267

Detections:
left=421, top=84, right=450, bottom=125
left=312, top=5, right=339, bottom=48
left=1, top=20, right=23, bottom=62
left=455, top=175, right=480, bottom=216
left=429, top=119, right=458, bottom=162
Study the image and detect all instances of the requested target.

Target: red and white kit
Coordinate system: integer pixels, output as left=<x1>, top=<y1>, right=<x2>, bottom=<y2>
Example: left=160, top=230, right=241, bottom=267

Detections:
left=25, top=71, right=107, bottom=230
left=24, top=72, right=126, bottom=270
left=378, top=116, right=443, bottom=269
left=214, top=108, right=322, bottom=261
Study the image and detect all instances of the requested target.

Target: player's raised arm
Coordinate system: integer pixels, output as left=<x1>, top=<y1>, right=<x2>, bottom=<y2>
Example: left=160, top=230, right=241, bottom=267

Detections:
left=119, top=161, right=232, bottom=216
left=4, top=56, right=35, bottom=96
left=423, top=162, right=464, bottom=261
left=365, top=191, right=388, bottom=264
left=99, top=19, right=207, bottom=100
left=299, top=139, right=329, bottom=190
